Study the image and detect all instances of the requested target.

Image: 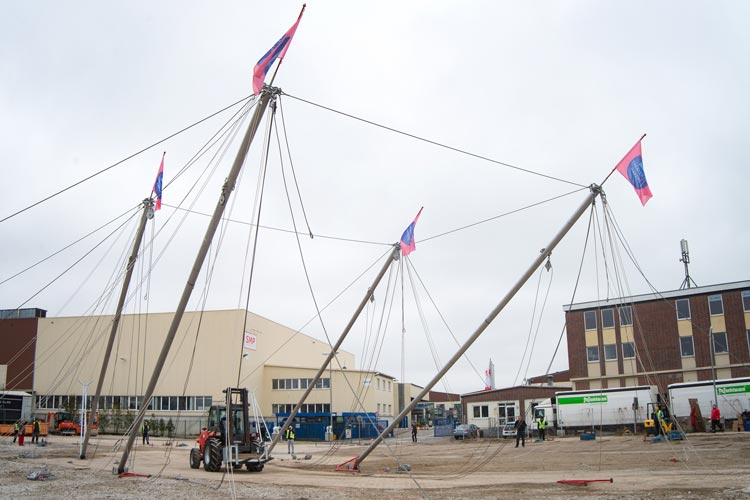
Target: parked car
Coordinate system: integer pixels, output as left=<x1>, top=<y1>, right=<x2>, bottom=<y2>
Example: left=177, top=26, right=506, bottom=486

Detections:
left=453, top=424, right=483, bottom=439
left=501, top=423, right=516, bottom=438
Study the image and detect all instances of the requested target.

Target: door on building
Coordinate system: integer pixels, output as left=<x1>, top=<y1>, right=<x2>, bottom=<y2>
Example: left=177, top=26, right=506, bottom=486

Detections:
left=497, top=403, right=516, bottom=425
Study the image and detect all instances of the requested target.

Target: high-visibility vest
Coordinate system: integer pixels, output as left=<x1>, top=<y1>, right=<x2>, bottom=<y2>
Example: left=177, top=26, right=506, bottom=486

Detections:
left=537, top=419, right=546, bottom=430
left=285, top=428, right=295, bottom=440
left=14, top=422, right=19, bottom=432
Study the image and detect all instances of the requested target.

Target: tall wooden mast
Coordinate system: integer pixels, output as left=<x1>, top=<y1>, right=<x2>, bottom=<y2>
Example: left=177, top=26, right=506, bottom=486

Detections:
left=117, top=88, right=277, bottom=473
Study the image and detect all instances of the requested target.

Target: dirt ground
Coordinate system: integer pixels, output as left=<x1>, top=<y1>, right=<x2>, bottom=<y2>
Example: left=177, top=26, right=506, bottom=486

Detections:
left=2, top=429, right=750, bottom=500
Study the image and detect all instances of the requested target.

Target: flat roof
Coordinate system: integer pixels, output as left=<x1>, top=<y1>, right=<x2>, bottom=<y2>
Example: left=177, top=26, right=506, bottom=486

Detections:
left=564, top=280, right=750, bottom=312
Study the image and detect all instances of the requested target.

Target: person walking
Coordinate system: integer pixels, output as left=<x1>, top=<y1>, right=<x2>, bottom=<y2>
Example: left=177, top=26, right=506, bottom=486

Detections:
left=18, top=421, right=26, bottom=446
left=514, top=416, right=527, bottom=448
left=31, top=419, right=40, bottom=444
left=411, top=422, right=418, bottom=443
left=285, top=425, right=295, bottom=454
left=710, top=404, right=723, bottom=432
left=142, top=420, right=151, bottom=445
left=12, top=420, right=19, bottom=444
left=536, top=415, right=547, bottom=441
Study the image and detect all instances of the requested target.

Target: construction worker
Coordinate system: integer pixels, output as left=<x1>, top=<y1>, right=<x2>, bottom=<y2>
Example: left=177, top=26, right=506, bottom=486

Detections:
left=710, top=404, right=723, bottom=432
left=142, top=420, right=151, bottom=445
left=656, top=406, right=665, bottom=435
left=32, top=419, right=40, bottom=444
left=12, top=421, right=19, bottom=443
left=537, top=415, right=547, bottom=441
left=285, top=425, right=295, bottom=454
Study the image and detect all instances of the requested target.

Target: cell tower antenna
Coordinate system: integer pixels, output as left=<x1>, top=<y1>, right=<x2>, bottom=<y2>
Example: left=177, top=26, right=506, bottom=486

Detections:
left=679, top=239, right=697, bottom=289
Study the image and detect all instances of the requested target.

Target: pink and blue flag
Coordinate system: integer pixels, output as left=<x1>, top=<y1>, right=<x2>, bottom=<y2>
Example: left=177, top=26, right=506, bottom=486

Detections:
left=152, top=152, right=165, bottom=211
left=399, top=207, right=423, bottom=256
left=252, top=5, right=306, bottom=95
left=615, top=138, right=652, bottom=206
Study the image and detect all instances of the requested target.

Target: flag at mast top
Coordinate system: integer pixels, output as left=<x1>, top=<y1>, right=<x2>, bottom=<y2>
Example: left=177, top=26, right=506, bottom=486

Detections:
left=152, top=152, right=165, bottom=211
left=399, top=207, right=423, bottom=256
left=614, top=134, right=652, bottom=206
left=252, top=4, right=306, bottom=95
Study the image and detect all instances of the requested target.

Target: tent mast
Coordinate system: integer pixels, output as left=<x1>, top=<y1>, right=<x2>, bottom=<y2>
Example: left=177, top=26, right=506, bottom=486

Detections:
left=353, top=184, right=602, bottom=470
left=116, top=87, right=277, bottom=474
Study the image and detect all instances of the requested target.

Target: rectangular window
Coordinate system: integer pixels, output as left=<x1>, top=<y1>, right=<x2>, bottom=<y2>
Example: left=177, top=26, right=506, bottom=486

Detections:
left=604, top=344, right=617, bottom=360
left=743, top=291, right=750, bottom=312
left=713, top=332, right=728, bottom=353
left=622, top=342, right=635, bottom=359
left=601, top=309, right=615, bottom=329
left=584, top=310, right=597, bottom=330
left=272, top=379, right=279, bottom=390
left=291, top=379, right=299, bottom=390
left=676, top=298, right=691, bottom=320
left=619, top=306, right=633, bottom=326
left=587, top=346, right=600, bottom=362
left=680, top=336, right=695, bottom=357
left=708, top=294, right=724, bottom=316
left=472, top=405, right=489, bottom=418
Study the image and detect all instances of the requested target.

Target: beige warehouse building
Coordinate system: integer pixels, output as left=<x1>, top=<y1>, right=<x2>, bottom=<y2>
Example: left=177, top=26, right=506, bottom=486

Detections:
left=27, top=308, right=398, bottom=436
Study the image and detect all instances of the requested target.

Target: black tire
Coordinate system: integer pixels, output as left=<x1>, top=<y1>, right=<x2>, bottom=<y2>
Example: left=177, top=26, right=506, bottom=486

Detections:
left=246, top=463, right=264, bottom=472
left=203, top=438, right=222, bottom=472
left=189, top=448, right=201, bottom=469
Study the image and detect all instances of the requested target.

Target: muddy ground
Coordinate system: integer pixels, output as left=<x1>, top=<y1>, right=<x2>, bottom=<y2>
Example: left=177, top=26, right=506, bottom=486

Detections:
left=2, top=429, right=750, bottom=499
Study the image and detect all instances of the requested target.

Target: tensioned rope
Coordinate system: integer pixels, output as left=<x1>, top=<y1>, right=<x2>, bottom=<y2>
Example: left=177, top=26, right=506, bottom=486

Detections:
left=282, top=92, right=588, bottom=188
left=0, top=95, right=254, bottom=225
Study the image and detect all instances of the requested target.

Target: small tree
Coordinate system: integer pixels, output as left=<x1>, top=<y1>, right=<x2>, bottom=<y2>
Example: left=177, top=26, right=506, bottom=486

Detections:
left=166, top=418, right=175, bottom=438
left=98, top=411, right=110, bottom=434
left=112, top=403, right=123, bottom=434
left=123, top=411, right=135, bottom=433
left=158, top=418, right=166, bottom=437
left=149, top=414, right=159, bottom=436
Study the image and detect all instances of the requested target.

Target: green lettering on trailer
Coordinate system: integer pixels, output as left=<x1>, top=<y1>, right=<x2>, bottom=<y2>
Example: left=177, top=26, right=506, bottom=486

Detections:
left=558, top=395, right=608, bottom=405
left=717, top=384, right=750, bottom=396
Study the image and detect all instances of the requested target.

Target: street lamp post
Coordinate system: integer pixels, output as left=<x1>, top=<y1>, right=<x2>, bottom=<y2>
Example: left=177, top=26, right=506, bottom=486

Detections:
left=323, top=352, right=338, bottom=441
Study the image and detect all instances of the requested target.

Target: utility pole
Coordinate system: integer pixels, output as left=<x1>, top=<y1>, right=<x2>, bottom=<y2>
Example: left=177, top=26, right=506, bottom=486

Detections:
left=81, top=198, right=153, bottom=459
left=353, top=185, right=601, bottom=470
left=117, top=88, right=276, bottom=474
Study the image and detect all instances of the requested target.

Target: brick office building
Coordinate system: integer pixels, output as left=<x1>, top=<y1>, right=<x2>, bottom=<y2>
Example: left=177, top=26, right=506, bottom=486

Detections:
left=0, top=308, right=46, bottom=391
left=564, top=281, right=750, bottom=395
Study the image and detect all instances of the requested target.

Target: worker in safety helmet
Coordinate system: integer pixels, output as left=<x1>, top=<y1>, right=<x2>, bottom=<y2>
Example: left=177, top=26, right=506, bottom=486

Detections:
left=536, top=415, right=547, bottom=441
left=285, top=425, right=295, bottom=454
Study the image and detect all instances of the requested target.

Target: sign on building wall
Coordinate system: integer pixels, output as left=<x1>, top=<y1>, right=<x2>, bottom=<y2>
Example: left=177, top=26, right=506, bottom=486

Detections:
left=243, top=331, right=257, bottom=351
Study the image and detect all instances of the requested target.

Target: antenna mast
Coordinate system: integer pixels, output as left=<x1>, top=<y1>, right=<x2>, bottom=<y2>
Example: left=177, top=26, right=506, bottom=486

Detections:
left=679, top=239, right=697, bottom=289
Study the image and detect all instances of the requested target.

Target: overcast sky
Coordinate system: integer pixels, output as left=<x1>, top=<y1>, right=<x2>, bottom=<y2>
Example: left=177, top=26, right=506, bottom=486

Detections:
left=1, top=1, right=748, bottom=395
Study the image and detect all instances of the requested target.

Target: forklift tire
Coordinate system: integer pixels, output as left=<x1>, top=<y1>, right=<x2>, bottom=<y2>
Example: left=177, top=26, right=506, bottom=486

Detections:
left=189, top=448, right=201, bottom=469
left=246, top=463, right=264, bottom=472
left=203, top=438, right=223, bottom=472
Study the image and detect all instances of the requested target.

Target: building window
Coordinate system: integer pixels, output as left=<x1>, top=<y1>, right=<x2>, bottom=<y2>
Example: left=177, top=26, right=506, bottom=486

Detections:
left=472, top=405, right=489, bottom=418
left=680, top=336, right=695, bottom=357
left=584, top=311, right=597, bottom=330
left=712, top=332, right=728, bottom=353
left=676, top=298, right=690, bottom=320
left=601, top=309, right=615, bottom=329
left=619, top=306, right=632, bottom=326
left=743, top=291, right=750, bottom=312
left=708, top=295, right=724, bottom=316
left=587, top=346, right=600, bottom=362
left=604, top=344, right=617, bottom=360
left=622, top=342, right=635, bottom=359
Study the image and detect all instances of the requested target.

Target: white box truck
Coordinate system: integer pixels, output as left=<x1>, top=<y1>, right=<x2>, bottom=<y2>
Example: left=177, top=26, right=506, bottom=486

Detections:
left=552, top=386, right=659, bottom=433
left=668, top=377, right=750, bottom=425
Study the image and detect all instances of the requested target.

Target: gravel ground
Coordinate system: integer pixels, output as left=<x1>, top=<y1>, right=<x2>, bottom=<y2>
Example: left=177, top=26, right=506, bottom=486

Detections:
left=2, top=430, right=750, bottom=499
